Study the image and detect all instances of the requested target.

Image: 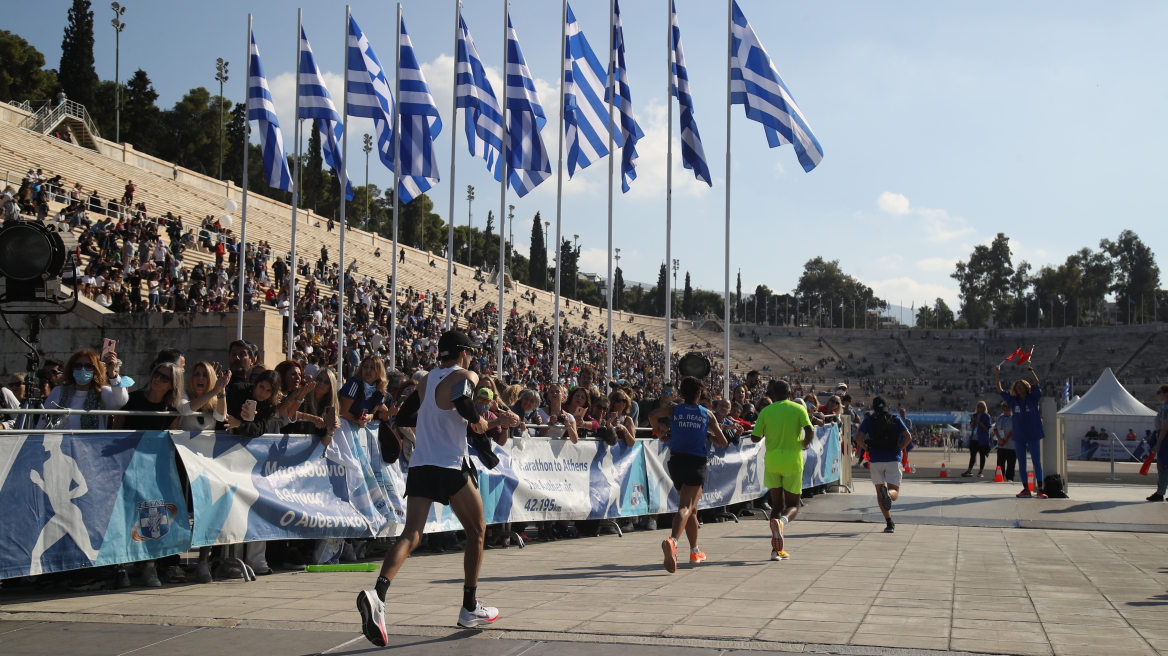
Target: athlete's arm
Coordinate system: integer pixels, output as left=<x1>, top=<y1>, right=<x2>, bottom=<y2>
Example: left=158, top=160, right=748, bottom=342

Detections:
left=855, top=430, right=867, bottom=450
left=802, top=424, right=815, bottom=449
left=898, top=430, right=912, bottom=451
left=394, top=390, right=421, bottom=428
left=451, top=379, right=488, bottom=434
left=707, top=416, right=729, bottom=448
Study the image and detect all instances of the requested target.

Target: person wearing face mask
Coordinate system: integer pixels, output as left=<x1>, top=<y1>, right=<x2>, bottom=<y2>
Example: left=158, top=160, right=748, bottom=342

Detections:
left=340, top=356, right=394, bottom=427
left=39, top=349, right=128, bottom=430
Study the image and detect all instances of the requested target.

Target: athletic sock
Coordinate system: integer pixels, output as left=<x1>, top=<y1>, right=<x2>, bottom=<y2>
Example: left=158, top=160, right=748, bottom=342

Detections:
left=375, top=576, right=390, bottom=602
left=778, top=516, right=788, bottom=528
left=463, top=586, right=477, bottom=612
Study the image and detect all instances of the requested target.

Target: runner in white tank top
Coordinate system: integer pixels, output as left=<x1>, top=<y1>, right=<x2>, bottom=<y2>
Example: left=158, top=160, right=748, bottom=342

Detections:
left=358, top=331, right=520, bottom=644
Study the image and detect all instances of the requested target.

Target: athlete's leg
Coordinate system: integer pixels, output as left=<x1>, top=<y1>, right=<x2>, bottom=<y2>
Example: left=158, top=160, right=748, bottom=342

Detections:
left=781, top=489, right=801, bottom=523
left=684, top=510, right=700, bottom=549
left=672, top=485, right=701, bottom=542
left=377, top=496, right=433, bottom=581
left=448, top=479, right=487, bottom=588
left=887, top=483, right=900, bottom=502
left=768, top=487, right=786, bottom=521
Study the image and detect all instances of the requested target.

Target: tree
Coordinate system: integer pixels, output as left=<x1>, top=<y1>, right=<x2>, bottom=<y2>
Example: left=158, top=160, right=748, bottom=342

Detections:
left=951, top=233, right=1014, bottom=328
left=157, top=87, right=222, bottom=175
left=120, top=69, right=160, bottom=152
left=1101, top=230, right=1160, bottom=324
left=655, top=263, right=668, bottom=316
left=754, top=284, right=772, bottom=324
left=0, top=31, right=59, bottom=102
left=222, top=102, right=247, bottom=185
left=59, top=0, right=98, bottom=108
left=559, top=238, right=578, bottom=299
left=302, top=119, right=324, bottom=212
left=683, top=272, right=693, bottom=318
left=795, top=256, right=885, bottom=327
left=612, top=267, right=625, bottom=311
left=528, top=212, right=546, bottom=289
left=915, top=298, right=955, bottom=329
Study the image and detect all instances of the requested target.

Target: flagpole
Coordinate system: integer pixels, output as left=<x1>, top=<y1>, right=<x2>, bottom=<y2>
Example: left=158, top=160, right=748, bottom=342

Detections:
left=605, top=0, right=615, bottom=385
left=390, top=2, right=402, bottom=372
left=338, top=4, right=351, bottom=376
left=445, top=0, right=461, bottom=330
left=237, top=14, right=252, bottom=341
left=288, top=8, right=303, bottom=361
left=497, top=0, right=509, bottom=376
left=721, top=0, right=732, bottom=399
left=552, top=0, right=567, bottom=383
left=663, top=0, right=673, bottom=383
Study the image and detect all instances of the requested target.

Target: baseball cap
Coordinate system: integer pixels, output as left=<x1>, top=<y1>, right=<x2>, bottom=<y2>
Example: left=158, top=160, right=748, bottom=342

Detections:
left=872, top=396, right=888, bottom=411
left=476, top=387, right=495, bottom=401
left=437, top=330, right=479, bottom=358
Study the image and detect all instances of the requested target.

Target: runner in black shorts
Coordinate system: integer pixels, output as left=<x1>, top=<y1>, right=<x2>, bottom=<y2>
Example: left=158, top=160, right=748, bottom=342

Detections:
left=651, top=377, right=728, bottom=573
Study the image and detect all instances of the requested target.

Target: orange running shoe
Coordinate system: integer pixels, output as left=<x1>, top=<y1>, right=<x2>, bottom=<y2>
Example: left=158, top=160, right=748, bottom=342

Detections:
left=689, top=549, right=706, bottom=564
left=661, top=537, right=678, bottom=573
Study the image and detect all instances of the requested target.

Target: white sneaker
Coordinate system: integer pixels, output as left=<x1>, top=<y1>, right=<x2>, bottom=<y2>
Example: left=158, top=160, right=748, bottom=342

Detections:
left=770, top=550, right=782, bottom=562
left=770, top=550, right=790, bottom=561
left=457, top=601, right=499, bottom=628
left=141, top=562, right=161, bottom=587
left=194, top=561, right=212, bottom=583
left=356, top=590, right=388, bottom=647
left=769, top=518, right=785, bottom=553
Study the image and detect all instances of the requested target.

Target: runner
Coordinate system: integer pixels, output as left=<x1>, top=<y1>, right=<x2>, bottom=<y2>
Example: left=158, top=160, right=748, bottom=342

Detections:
left=750, top=380, right=814, bottom=561
left=651, top=376, right=728, bottom=573
left=357, top=330, right=519, bottom=645
left=854, top=396, right=912, bottom=533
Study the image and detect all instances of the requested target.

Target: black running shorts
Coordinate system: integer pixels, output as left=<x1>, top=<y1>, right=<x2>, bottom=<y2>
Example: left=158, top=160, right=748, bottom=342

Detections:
left=405, top=465, right=470, bottom=505
left=667, top=452, right=708, bottom=491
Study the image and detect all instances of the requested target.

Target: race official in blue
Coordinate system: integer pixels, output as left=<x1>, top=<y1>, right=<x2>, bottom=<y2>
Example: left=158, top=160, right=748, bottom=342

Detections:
left=996, top=364, right=1047, bottom=498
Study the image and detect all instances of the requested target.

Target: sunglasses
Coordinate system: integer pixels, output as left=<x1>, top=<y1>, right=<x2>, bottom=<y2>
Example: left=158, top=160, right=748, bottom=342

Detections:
left=73, top=364, right=96, bottom=372
left=153, top=372, right=173, bottom=383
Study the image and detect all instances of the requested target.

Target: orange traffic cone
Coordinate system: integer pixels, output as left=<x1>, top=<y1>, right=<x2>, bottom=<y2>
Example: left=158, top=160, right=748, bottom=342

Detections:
left=938, top=463, right=949, bottom=478
left=902, top=449, right=913, bottom=473
left=1027, top=472, right=1036, bottom=492
left=993, top=466, right=1005, bottom=483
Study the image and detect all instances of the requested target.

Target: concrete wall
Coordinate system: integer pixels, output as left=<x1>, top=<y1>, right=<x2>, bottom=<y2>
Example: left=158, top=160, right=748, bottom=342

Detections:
left=0, top=306, right=283, bottom=381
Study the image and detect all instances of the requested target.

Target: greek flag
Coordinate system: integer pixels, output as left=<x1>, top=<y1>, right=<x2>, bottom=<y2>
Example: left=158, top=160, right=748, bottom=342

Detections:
left=730, top=1, right=823, bottom=172
left=247, top=31, right=293, bottom=191
left=456, top=14, right=504, bottom=181
left=1062, top=379, right=1072, bottom=403
left=604, top=0, right=644, bottom=193
left=396, top=17, right=442, bottom=204
left=563, top=4, right=612, bottom=178
left=504, top=17, right=552, bottom=197
left=345, top=16, right=394, bottom=176
left=298, top=27, right=352, bottom=200
left=669, top=1, right=711, bottom=186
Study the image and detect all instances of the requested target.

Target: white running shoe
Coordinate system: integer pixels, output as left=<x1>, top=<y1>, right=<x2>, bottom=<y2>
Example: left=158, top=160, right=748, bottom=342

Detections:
left=770, top=550, right=782, bottom=562
left=769, top=518, right=785, bottom=553
left=457, top=601, right=499, bottom=628
left=356, top=590, right=388, bottom=647
left=140, top=562, right=161, bottom=587
left=770, top=550, right=790, bottom=561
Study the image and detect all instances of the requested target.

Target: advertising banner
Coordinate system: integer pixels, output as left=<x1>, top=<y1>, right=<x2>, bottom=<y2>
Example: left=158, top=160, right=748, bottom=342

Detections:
left=0, top=431, right=190, bottom=579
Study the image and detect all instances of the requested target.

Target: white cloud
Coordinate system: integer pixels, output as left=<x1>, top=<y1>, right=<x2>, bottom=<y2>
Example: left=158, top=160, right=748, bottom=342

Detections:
left=917, top=257, right=957, bottom=272
left=875, top=192, right=974, bottom=242
left=866, top=276, right=959, bottom=308
left=577, top=247, right=609, bottom=275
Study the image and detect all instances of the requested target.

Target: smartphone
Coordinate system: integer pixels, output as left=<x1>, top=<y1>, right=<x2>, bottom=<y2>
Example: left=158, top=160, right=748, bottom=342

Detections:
left=101, top=338, right=116, bottom=358
left=244, top=399, right=257, bottom=414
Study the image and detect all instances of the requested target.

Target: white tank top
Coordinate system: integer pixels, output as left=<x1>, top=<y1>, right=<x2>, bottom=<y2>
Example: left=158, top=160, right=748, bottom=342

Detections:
left=409, top=365, right=468, bottom=470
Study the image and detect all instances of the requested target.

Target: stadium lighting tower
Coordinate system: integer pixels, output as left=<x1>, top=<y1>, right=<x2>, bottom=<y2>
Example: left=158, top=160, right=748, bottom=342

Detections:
left=215, top=58, right=229, bottom=180
left=362, top=134, right=372, bottom=229
left=110, top=3, right=126, bottom=143
left=543, top=220, right=550, bottom=291
left=465, top=185, right=474, bottom=265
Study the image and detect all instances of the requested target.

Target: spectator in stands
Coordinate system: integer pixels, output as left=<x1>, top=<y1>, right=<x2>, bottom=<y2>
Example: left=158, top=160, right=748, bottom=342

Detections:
left=339, top=355, right=392, bottom=427
left=226, top=370, right=280, bottom=437
left=606, top=390, right=637, bottom=447
left=538, top=384, right=578, bottom=443
left=0, top=375, right=21, bottom=430
left=39, top=349, right=127, bottom=430
left=179, top=362, right=229, bottom=432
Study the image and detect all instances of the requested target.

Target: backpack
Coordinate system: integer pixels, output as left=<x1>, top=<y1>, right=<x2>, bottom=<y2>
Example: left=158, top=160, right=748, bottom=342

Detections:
left=1043, top=474, right=1068, bottom=499
left=865, top=411, right=901, bottom=450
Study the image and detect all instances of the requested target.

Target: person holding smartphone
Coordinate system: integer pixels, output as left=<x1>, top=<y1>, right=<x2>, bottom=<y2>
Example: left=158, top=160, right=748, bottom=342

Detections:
left=537, top=384, right=578, bottom=443
left=339, top=356, right=394, bottom=428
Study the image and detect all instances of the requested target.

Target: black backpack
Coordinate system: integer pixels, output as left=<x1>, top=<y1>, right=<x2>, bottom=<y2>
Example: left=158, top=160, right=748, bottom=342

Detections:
left=1043, top=474, right=1068, bottom=499
left=865, top=411, right=901, bottom=450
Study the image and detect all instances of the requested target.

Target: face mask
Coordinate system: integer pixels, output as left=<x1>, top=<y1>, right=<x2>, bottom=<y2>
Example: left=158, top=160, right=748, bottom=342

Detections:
left=73, top=368, right=95, bottom=385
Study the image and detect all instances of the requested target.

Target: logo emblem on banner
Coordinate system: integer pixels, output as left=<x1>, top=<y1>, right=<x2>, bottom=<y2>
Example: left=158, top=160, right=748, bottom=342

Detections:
left=132, top=500, right=177, bottom=542
left=629, top=484, right=645, bottom=507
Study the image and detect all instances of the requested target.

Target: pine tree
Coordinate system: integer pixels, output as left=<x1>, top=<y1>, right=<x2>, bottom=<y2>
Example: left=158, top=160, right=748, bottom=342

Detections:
left=655, top=263, right=668, bottom=316
left=59, top=0, right=99, bottom=109
left=120, top=69, right=160, bottom=153
left=303, top=119, right=324, bottom=211
left=559, top=238, right=577, bottom=298
left=613, top=267, right=625, bottom=311
left=528, top=212, right=546, bottom=289
left=683, top=272, right=693, bottom=318
left=736, top=271, right=743, bottom=323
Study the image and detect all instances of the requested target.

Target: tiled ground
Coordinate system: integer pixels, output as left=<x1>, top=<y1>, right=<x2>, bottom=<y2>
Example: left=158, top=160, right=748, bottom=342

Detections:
left=3, top=518, right=1167, bottom=656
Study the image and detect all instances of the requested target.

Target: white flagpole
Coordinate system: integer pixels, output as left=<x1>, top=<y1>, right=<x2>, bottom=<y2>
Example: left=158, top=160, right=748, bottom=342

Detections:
left=552, top=0, right=567, bottom=383
left=390, top=2, right=402, bottom=372
left=445, top=0, right=461, bottom=330
left=338, top=4, right=350, bottom=376
left=722, top=0, right=732, bottom=399
left=496, top=0, right=509, bottom=377
left=605, top=0, right=615, bottom=385
left=288, top=8, right=303, bottom=361
left=663, top=0, right=673, bottom=383
left=237, top=14, right=252, bottom=341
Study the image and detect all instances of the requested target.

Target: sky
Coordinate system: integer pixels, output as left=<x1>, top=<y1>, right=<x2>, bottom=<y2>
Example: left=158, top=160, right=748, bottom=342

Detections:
left=8, top=1, right=1168, bottom=315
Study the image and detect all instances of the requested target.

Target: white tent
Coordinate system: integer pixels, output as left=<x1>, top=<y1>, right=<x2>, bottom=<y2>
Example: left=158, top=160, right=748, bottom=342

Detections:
left=1058, top=368, right=1157, bottom=447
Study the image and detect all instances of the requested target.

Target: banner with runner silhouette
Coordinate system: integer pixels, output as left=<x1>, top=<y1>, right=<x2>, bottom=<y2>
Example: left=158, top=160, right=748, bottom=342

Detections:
left=0, top=431, right=191, bottom=579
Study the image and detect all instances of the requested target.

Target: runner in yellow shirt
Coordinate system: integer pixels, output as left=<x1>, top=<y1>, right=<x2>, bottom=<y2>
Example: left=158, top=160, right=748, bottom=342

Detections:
left=751, top=379, right=813, bottom=561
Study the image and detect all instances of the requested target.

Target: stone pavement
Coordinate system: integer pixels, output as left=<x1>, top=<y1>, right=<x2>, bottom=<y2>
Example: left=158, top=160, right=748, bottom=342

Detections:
left=3, top=517, right=1167, bottom=656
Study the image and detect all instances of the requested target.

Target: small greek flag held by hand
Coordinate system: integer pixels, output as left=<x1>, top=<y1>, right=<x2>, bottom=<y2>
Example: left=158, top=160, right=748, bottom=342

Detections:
left=730, top=1, right=823, bottom=172
left=248, top=31, right=293, bottom=191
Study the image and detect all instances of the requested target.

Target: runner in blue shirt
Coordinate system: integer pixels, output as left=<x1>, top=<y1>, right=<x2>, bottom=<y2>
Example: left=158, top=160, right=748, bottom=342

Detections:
left=962, top=402, right=993, bottom=478
left=996, top=363, right=1047, bottom=498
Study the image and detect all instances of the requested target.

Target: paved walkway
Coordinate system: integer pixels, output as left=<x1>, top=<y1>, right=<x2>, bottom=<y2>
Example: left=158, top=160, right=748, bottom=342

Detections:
left=3, top=517, right=1167, bottom=656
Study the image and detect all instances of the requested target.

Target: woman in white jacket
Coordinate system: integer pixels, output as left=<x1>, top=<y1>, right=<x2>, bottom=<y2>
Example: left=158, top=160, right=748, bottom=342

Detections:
left=39, top=349, right=127, bottom=429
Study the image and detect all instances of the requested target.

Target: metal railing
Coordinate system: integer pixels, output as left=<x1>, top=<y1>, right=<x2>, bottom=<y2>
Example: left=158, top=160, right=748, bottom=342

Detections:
left=19, top=99, right=101, bottom=141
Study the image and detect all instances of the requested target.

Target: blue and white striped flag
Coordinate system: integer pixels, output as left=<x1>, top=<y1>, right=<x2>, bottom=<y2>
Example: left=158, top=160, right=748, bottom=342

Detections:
left=669, top=1, right=711, bottom=187
left=396, top=17, right=442, bottom=204
left=604, top=0, right=644, bottom=193
left=247, top=31, right=293, bottom=191
left=730, top=1, right=823, bottom=172
left=456, top=13, right=504, bottom=181
left=1062, top=379, right=1072, bottom=403
left=298, top=27, right=352, bottom=200
left=563, top=4, right=613, bottom=178
left=504, top=16, right=551, bottom=197
left=346, top=16, right=394, bottom=175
